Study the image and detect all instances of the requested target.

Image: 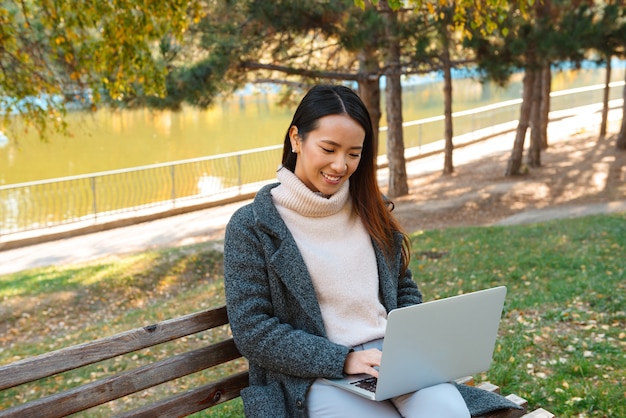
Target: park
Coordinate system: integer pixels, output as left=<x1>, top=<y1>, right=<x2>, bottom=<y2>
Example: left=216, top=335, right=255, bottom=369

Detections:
left=1, top=1, right=626, bottom=417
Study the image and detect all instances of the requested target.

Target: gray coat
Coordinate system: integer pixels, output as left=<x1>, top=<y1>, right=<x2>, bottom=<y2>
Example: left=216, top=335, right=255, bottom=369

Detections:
left=223, top=183, right=521, bottom=417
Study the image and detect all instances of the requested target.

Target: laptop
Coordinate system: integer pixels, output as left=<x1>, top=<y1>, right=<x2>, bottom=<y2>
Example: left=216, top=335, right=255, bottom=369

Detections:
left=323, top=286, right=507, bottom=401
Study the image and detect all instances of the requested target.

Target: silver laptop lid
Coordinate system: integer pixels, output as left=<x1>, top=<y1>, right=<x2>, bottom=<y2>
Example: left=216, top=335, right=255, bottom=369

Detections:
left=375, top=286, right=507, bottom=400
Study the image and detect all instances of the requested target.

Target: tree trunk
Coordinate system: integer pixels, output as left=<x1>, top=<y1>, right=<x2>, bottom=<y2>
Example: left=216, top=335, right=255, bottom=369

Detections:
left=357, top=49, right=381, bottom=158
left=506, top=65, right=536, bottom=176
left=441, top=26, right=454, bottom=175
left=380, top=1, right=408, bottom=197
left=617, top=68, right=626, bottom=150
left=540, top=65, right=551, bottom=149
left=600, top=55, right=612, bottom=139
left=528, top=65, right=542, bottom=168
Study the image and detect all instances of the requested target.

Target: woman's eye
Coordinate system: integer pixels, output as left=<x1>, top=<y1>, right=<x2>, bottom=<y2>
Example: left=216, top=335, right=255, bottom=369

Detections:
left=321, top=147, right=333, bottom=153
left=350, top=153, right=361, bottom=158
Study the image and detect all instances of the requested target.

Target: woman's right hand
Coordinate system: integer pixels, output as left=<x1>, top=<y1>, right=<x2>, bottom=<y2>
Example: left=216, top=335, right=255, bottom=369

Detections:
left=343, top=348, right=382, bottom=378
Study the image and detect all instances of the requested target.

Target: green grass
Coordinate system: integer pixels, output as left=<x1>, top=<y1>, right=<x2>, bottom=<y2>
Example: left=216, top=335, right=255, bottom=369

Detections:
left=1, top=212, right=625, bottom=417
left=411, top=212, right=626, bottom=417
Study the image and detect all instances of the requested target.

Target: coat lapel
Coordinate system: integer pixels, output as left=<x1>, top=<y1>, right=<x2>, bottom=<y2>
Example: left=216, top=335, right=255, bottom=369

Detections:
left=253, top=185, right=326, bottom=335
left=269, top=240, right=326, bottom=333
left=374, top=241, right=396, bottom=312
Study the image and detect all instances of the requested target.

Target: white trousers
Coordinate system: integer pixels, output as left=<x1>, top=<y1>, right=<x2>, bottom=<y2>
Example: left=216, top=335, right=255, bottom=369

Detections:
left=307, top=339, right=470, bottom=418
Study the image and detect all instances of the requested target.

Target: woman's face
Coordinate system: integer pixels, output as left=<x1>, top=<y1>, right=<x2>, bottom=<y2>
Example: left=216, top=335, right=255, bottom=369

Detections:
left=290, top=114, right=365, bottom=197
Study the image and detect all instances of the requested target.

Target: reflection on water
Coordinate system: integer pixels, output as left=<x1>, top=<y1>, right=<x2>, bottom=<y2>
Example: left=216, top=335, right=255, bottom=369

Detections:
left=197, top=175, right=223, bottom=196
left=0, top=65, right=622, bottom=185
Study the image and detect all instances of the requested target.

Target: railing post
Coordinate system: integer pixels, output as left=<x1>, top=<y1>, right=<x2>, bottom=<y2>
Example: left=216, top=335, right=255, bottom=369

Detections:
left=237, top=154, right=242, bottom=192
left=90, top=177, right=97, bottom=221
left=170, top=165, right=176, bottom=208
left=418, top=124, right=422, bottom=152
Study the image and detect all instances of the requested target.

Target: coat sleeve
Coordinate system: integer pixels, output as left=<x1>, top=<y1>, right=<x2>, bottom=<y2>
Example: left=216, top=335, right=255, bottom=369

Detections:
left=223, top=207, right=350, bottom=379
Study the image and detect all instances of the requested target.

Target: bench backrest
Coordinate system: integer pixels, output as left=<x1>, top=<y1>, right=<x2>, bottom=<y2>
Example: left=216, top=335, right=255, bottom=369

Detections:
left=0, top=306, right=248, bottom=418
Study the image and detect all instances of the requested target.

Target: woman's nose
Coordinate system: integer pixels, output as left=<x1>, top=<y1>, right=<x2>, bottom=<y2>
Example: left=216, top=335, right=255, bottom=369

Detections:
left=331, top=156, right=348, bottom=172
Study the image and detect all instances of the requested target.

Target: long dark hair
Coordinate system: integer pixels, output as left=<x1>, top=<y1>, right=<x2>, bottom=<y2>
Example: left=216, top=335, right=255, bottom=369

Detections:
left=281, top=85, right=409, bottom=270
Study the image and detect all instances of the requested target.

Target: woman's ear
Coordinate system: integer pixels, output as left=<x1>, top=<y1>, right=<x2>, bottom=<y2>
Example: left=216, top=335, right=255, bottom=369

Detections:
left=289, top=125, right=300, bottom=153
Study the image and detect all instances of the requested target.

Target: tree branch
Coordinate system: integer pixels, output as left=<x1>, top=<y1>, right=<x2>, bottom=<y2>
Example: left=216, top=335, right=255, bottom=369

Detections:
left=239, top=61, right=380, bottom=81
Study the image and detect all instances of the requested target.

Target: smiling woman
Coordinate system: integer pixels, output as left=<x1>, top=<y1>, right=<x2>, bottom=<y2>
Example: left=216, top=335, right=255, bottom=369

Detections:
left=222, top=85, right=488, bottom=417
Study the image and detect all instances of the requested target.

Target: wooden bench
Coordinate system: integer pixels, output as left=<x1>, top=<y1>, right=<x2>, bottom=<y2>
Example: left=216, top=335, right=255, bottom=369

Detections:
left=0, top=306, right=554, bottom=417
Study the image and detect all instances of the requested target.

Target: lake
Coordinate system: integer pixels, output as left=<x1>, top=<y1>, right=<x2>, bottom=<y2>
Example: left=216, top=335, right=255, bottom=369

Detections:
left=1, top=64, right=623, bottom=186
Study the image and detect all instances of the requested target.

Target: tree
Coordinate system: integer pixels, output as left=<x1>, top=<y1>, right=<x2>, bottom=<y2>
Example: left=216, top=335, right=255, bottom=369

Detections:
left=586, top=3, right=625, bottom=140
left=618, top=76, right=626, bottom=149
left=466, top=1, right=599, bottom=175
left=433, top=5, right=456, bottom=174
left=159, top=0, right=443, bottom=198
left=584, top=2, right=626, bottom=148
left=612, top=6, right=626, bottom=151
left=0, top=0, right=198, bottom=138
left=379, top=0, right=408, bottom=196
left=403, top=0, right=526, bottom=175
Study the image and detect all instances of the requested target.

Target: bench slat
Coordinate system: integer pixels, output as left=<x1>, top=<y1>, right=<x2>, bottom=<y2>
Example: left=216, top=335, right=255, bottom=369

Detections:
left=0, top=306, right=229, bottom=391
left=521, top=409, right=555, bottom=418
left=1, top=305, right=555, bottom=418
left=0, top=338, right=241, bottom=418
left=115, top=371, right=249, bottom=418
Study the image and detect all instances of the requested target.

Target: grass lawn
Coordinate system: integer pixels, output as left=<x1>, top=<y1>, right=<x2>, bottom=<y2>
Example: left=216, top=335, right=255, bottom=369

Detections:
left=1, top=212, right=624, bottom=417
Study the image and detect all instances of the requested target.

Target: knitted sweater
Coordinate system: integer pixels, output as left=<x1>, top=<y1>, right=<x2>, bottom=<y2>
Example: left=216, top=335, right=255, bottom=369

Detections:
left=271, top=168, right=387, bottom=346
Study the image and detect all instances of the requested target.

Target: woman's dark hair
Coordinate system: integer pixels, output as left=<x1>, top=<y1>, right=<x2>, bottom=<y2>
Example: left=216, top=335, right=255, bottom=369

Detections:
left=281, top=85, right=409, bottom=270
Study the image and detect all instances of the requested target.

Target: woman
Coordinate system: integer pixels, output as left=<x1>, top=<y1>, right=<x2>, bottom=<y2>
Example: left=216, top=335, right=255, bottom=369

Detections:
left=223, top=85, right=470, bottom=417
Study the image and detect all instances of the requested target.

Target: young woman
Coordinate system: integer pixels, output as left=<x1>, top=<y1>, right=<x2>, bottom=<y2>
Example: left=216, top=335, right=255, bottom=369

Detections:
left=223, top=85, right=471, bottom=417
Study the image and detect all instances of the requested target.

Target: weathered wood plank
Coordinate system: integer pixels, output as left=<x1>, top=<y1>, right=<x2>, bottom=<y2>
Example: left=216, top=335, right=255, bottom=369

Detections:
left=0, top=339, right=241, bottom=418
left=456, top=376, right=475, bottom=386
left=0, top=305, right=557, bottom=418
left=482, top=406, right=527, bottom=418
left=505, top=393, right=528, bottom=410
left=0, top=306, right=229, bottom=391
left=521, top=408, right=555, bottom=418
left=477, top=381, right=501, bottom=394
left=114, top=371, right=249, bottom=418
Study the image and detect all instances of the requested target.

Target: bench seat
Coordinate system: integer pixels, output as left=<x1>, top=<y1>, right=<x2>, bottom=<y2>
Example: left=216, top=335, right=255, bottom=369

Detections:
left=0, top=306, right=554, bottom=417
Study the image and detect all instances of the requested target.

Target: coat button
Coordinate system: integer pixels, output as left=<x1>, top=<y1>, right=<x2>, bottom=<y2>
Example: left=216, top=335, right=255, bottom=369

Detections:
left=296, top=399, right=304, bottom=408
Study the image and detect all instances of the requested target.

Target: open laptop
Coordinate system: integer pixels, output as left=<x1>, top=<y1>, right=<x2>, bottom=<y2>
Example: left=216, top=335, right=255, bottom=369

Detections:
left=323, top=286, right=507, bottom=401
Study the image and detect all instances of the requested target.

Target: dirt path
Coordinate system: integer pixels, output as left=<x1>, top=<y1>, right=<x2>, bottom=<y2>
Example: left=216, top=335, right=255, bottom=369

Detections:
left=391, top=131, right=626, bottom=233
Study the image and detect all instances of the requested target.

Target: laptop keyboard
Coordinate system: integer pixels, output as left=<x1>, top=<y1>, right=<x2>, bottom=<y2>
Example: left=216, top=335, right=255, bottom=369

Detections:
left=350, top=376, right=378, bottom=393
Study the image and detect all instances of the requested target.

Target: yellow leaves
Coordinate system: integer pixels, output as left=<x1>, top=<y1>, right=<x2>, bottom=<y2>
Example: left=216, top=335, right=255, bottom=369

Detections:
left=565, top=396, right=584, bottom=406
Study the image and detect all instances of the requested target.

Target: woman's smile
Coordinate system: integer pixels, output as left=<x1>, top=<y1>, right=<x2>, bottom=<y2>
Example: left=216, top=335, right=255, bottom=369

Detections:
left=322, top=172, right=343, bottom=184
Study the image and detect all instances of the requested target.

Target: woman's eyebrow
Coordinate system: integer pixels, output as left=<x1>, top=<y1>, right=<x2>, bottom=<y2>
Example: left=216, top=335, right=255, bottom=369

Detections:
left=320, top=139, right=363, bottom=150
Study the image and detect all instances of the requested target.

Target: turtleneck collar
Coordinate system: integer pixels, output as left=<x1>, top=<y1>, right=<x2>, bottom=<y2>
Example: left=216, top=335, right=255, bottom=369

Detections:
left=271, top=167, right=351, bottom=217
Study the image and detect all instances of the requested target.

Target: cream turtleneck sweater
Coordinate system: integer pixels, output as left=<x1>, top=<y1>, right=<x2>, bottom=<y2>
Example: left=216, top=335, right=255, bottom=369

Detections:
left=271, top=168, right=387, bottom=347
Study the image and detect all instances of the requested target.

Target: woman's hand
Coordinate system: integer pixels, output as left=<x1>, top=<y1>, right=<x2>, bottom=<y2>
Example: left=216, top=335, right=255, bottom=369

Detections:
left=343, top=348, right=382, bottom=378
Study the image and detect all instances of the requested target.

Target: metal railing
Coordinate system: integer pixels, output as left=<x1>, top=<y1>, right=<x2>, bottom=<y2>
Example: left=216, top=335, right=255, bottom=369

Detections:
left=1, top=81, right=624, bottom=237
